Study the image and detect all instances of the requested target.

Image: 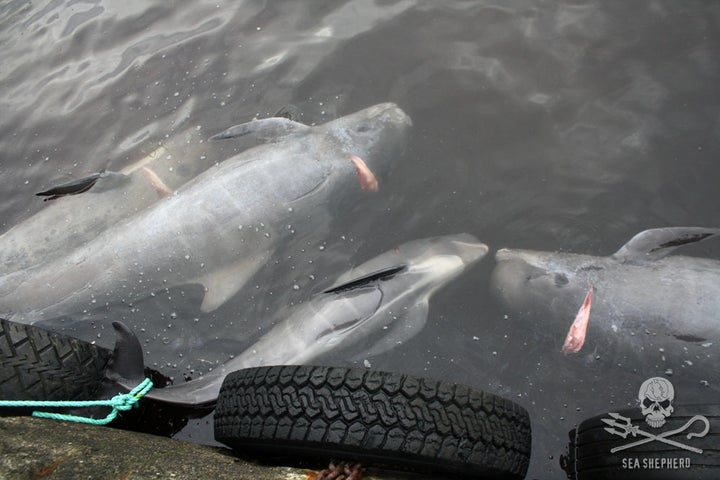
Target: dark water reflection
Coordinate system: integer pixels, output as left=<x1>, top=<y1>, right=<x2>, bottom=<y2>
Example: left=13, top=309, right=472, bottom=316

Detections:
left=2, top=1, right=719, bottom=478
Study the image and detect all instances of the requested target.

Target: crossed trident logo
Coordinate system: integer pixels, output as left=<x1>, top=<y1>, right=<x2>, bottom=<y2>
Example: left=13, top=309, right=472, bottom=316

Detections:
left=602, top=412, right=710, bottom=454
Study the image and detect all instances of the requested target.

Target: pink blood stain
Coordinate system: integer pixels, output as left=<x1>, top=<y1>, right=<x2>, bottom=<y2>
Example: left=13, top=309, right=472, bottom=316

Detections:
left=142, top=166, right=172, bottom=198
left=562, top=284, right=593, bottom=354
left=347, top=154, right=378, bottom=192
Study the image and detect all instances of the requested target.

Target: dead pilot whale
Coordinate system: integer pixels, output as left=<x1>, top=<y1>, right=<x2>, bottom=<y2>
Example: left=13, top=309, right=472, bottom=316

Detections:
left=107, top=233, right=488, bottom=407
left=1, top=127, right=215, bottom=272
left=491, top=227, right=720, bottom=347
left=1, top=109, right=315, bottom=273
left=0, top=103, right=411, bottom=322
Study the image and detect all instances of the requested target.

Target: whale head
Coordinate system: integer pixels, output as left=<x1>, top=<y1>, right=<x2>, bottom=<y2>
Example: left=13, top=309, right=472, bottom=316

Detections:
left=320, top=103, right=411, bottom=180
left=314, top=233, right=488, bottom=358
left=332, top=233, right=487, bottom=290
left=491, top=248, right=599, bottom=317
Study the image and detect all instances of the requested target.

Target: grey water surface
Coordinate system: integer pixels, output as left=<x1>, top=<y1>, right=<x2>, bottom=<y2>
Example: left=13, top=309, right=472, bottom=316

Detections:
left=1, top=1, right=719, bottom=478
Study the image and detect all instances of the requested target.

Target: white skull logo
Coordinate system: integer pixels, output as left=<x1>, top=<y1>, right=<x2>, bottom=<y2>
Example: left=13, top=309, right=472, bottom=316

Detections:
left=638, top=377, right=674, bottom=428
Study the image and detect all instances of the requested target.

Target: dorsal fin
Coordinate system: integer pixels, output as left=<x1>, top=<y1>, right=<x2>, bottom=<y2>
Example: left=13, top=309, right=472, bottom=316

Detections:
left=274, top=104, right=300, bottom=121
left=209, top=117, right=308, bottom=141
left=612, top=227, right=720, bottom=263
left=106, top=322, right=146, bottom=385
left=35, top=172, right=102, bottom=200
left=323, top=265, right=407, bottom=294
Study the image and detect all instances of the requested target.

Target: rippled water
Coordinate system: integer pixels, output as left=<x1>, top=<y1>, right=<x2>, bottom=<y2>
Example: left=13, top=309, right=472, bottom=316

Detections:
left=2, top=1, right=719, bottom=478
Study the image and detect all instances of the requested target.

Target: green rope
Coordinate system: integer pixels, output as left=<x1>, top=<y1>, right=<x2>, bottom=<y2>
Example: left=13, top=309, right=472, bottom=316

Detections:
left=0, top=378, right=153, bottom=425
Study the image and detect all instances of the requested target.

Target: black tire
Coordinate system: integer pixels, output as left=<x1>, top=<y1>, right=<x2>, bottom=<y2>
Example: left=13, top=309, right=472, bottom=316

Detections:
left=561, top=404, right=720, bottom=479
left=214, top=365, right=531, bottom=479
left=0, top=318, right=111, bottom=402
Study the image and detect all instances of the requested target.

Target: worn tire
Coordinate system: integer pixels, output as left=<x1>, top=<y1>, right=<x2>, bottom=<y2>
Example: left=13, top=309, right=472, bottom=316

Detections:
left=561, top=404, right=720, bottom=479
left=214, top=365, right=531, bottom=479
left=0, top=318, right=111, bottom=402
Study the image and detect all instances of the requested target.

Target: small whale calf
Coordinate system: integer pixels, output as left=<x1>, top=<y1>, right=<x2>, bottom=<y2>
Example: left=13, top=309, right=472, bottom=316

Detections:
left=106, top=233, right=488, bottom=407
left=491, top=227, right=720, bottom=347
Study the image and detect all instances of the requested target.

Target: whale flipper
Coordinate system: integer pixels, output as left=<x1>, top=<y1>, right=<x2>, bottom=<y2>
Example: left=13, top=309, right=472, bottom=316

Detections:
left=612, top=227, right=720, bottom=264
left=35, top=171, right=130, bottom=201
left=353, top=301, right=430, bottom=360
left=196, top=254, right=269, bottom=312
left=209, top=117, right=308, bottom=141
left=36, top=173, right=102, bottom=200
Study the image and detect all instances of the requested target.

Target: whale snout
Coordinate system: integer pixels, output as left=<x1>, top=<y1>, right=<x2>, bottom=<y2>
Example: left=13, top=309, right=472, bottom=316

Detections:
left=367, top=102, right=413, bottom=127
left=495, top=248, right=522, bottom=262
left=452, top=237, right=489, bottom=264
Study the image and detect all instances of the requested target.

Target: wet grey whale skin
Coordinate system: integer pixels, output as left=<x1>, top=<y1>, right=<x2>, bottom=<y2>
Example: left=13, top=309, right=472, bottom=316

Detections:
left=109, top=233, right=488, bottom=407
left=0, top=103, right=412, bottom=323
left=1, top=126, right=217, bottom=272
left=491, top=227, right=720, bottom=345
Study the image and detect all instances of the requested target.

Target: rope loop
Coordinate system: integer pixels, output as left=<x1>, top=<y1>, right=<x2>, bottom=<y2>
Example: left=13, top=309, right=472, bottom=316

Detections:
left=0, top=378, right=153, bottom=426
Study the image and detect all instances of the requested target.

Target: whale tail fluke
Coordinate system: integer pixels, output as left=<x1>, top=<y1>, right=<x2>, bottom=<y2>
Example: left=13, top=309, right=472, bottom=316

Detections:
left=106, top=322, right=146, bottom=389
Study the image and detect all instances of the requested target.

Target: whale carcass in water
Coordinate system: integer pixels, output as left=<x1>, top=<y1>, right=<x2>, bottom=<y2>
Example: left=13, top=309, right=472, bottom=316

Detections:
left=491, top=227, right=720, bottom=347
left=106, top=233, right=488, bottom=407
left=1, top=110, right=306, bottom=273
left=0, top=103, right=411, bottom=322
left=0, top=126, right=218, bottom=272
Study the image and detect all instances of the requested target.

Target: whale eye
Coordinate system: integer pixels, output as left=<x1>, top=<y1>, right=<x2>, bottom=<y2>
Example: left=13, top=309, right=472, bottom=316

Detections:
left=356, top=124, right=371, bottom=133
left=554, top=273, right=569, bottom=287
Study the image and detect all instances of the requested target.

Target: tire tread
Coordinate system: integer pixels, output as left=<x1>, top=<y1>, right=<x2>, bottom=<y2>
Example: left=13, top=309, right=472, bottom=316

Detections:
left=215, top=365, right=531, bottom=478
left=0, top=318, right=111, bottom=401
